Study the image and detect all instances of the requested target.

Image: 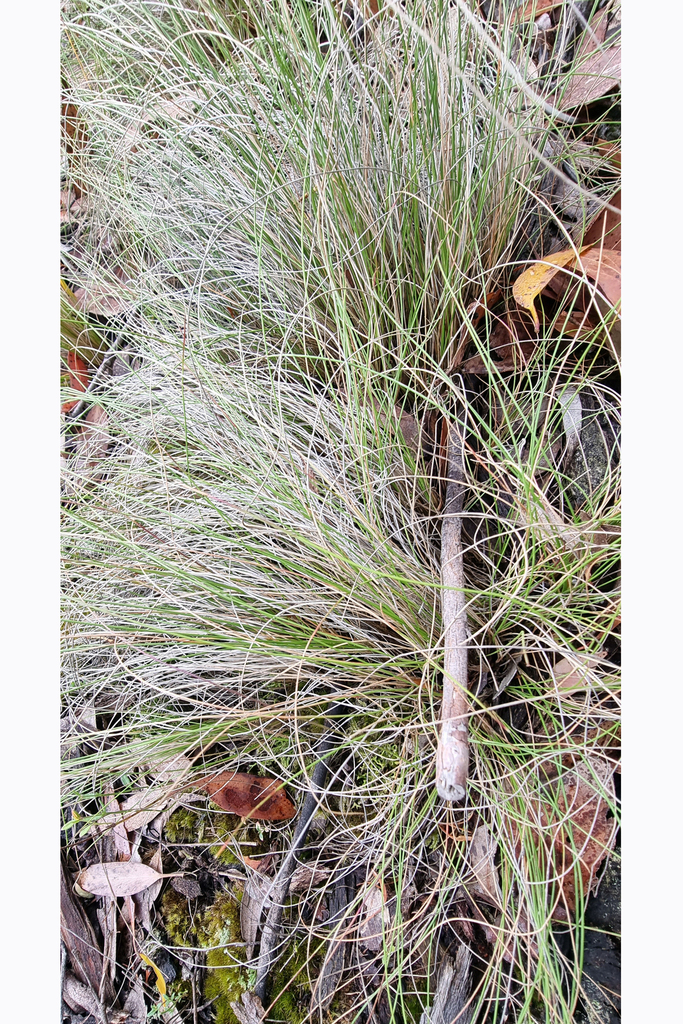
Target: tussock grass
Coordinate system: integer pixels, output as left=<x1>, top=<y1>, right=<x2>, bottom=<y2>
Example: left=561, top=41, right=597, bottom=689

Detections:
left=61, top=3, right=620, bottom=1022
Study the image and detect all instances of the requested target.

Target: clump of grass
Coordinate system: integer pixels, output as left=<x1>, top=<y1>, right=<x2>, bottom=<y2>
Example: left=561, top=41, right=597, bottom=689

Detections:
left=62, top=3, right=620, bottom=1022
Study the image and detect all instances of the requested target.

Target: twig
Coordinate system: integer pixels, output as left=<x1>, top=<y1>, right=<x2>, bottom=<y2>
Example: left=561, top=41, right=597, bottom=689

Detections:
left=253, top=709, right=344, bottom=1003
left=436, top=419, right=469, bottom=803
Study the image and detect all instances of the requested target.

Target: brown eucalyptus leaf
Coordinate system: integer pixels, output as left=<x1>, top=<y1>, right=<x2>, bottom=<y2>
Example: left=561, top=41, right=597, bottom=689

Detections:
left=510, top=761, right=617, bottom=913
left=77, top=861, right=172, bottom=898
left=578, top=247, right=621, bottom=307
left=559, top=45, right=621, bottom=111
left=583, top=190, right=621, bottom=251
left=198, top=771, right=296, bottom=821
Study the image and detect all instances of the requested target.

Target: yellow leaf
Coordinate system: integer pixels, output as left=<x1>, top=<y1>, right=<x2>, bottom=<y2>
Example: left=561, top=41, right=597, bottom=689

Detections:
left=139, top=950, right=167, bottom=1007
left=513, top=247, right=590, bottom=331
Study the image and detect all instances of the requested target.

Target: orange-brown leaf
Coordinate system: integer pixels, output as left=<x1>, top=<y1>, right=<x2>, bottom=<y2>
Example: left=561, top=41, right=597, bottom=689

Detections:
left=198, top=771, right=296, bottom=821
left=510, top=765, right=616, bottom=914
left=578, top=247, right=621, bottom=307
left=583, top=190, right=621, bottom=252
left=62, top=352, right=90, bottom=413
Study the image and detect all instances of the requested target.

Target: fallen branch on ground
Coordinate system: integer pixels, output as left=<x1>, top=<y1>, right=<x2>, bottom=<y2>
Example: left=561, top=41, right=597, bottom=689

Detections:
left=436, top=417, right=469, bottom=803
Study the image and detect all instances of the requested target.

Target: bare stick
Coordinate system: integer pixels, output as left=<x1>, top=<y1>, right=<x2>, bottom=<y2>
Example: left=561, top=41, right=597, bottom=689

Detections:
left=436, top=420, right=469, bottom=802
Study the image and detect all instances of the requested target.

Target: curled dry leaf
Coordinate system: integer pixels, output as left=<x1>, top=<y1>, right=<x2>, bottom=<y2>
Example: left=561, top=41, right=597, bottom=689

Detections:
left=198, top=771, right=296, bottom=821
left=513, top=247, right=590, bottom=331
left=77, top=861, right=173, bottom=898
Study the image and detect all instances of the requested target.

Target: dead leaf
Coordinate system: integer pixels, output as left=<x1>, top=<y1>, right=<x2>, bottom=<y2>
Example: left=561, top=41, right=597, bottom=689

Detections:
left=583, top=190, right=621, bottom=251
left=559, top=45, right=621, bottom=110
left=104, top=791, right=131, bottom=860
left=147, top=753, right=194, bottom=785
left=577, top=247, right=621, bottom=307
left=62, top=351, right=90, bottom=413
left=513, top=247, right=590, bottom=331
left=122, top=977, right=147, bottom=1024
left=289, top=864, right=331, bottom=894
left=96, top=781, right=189, bottom=836
left=513, top=484, right=582, bottom=552
left=77, top=861, right=174, bottom=898
left=359, top=883, right=391, bottom=951
left=74, top=265, right=132, bottom=317
left=63, top=405, right=112, bottom=496
left=230, top=991, right=265, bottom=1024
left=511, top=0, right=563, bottom=23
left=63, top=973, right=105, bottom=1021
left=198, top=771, right=296, bottom=821
left=135, top=846, right=165, bottom=933
left=468, top=824, right=501, bottom=906
left=240, top=871, right=272, bottom=958
left=551, top=653, right=603, bottom=691
left=60, top=189, right=85, bottom=224
left=511, top=762, right=617, bottom=913
left=138, top=949, right=169, bottom=1007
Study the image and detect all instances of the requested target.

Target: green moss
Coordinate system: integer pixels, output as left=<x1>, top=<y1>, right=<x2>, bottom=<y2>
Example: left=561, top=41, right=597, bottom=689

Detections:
left=159, top=889, right=194, bottom=946
left=164, top=805, right=272, bottom=865
left=267, top=937, right=326, bottom=1024
left=200, top=893, right=247, bottom=1024
left=160, top=885, right=248, bottom=1024
left=206, top=811, right=242, bottom=864
left=164, top=807, right=206, bottom=846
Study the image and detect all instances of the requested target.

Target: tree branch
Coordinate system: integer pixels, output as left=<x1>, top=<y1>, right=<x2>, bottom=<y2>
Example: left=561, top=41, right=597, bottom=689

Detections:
left=436, top=420, right=469, bottom=802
